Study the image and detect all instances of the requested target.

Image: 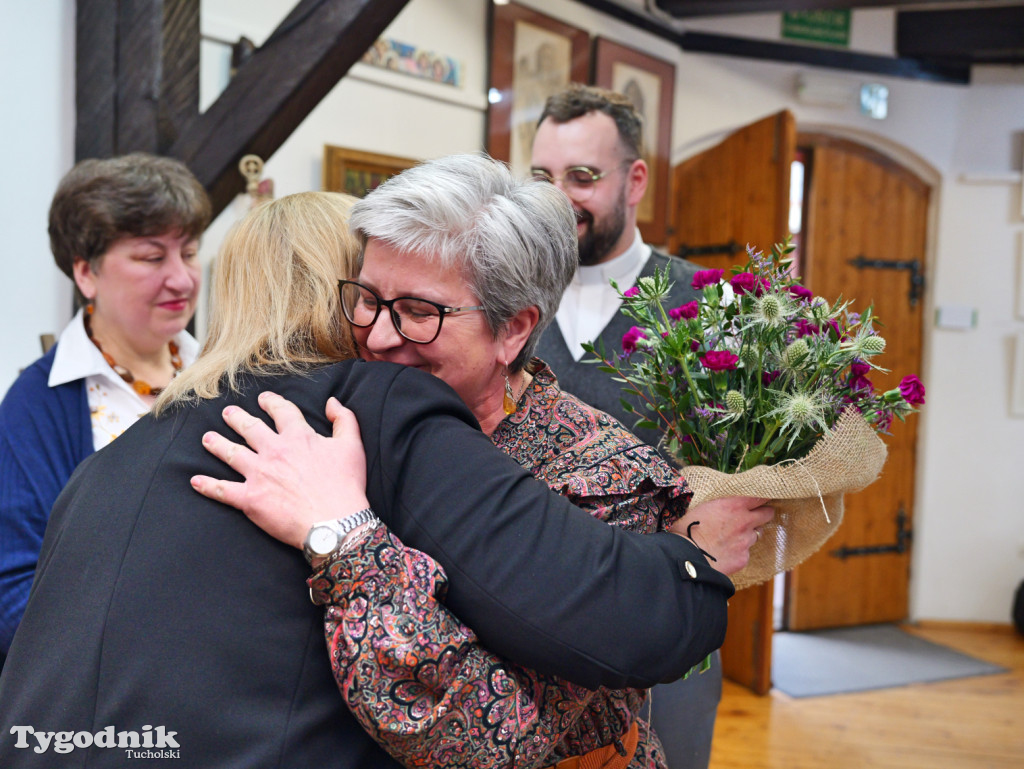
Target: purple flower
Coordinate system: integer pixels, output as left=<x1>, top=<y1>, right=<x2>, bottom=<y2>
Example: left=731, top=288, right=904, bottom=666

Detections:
left=730, top=272, right=759, bottom=295
left=795, top=319, right=818, bottom=338
left=690, top=340, right=701, bottom=352
left=848, top=360, right=874, bottom=393
left=762, top=370, right=781, bottom=387
left=700, top=351, right=739, bottom=371
left=898, top=374, right=926, bottom=405
left=622, top=326, right=647, bottom=355
left=796, top=318, right=841, bottom=339
left=669, top=301, right=700, bottom=321
left=691, top=269, right=725, bottom=290
left=789, top=284, right=813, bottom=301
left=623, top=286, right=640, bottom=298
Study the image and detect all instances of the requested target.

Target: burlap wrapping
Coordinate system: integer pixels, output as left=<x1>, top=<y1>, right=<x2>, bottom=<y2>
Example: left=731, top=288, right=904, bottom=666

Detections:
left=679, top=408, right=888, bottom=590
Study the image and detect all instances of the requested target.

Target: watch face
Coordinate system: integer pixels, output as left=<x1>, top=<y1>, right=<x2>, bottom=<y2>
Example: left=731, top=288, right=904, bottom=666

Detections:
left=309, top=526, right=340, bottom=555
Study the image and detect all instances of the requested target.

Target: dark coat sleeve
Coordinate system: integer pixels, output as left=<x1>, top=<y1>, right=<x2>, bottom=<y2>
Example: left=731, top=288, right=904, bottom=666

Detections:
left=342, top=362, right=733, bottom=691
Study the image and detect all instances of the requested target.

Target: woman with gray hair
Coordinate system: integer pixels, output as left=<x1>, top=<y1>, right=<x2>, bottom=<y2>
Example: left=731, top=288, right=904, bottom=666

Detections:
left=197, top=153, right=772, bottom=768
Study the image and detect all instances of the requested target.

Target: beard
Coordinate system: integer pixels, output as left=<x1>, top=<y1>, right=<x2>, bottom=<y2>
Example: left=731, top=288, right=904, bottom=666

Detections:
left=576, top=189, right=628, bottom=266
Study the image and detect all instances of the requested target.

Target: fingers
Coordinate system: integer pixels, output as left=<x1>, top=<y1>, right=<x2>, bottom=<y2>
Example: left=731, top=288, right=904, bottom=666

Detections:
left=220, top=402, right=277, bottom=451
left=257, top=391, right=310, bottom=435
left=201, top=429, right=256, bottom=472
left=750, top=503, right=776, bottom=529
left=190, top=474, right=246, bottom=510
left=325, top=397, right=362, bottom=441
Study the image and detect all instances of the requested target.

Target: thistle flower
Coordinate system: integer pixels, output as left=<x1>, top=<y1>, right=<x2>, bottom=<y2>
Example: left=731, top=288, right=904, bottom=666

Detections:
left=782, top=338, right=810, bottom=369
left=750, top=292, right=787, bottom=328
left=739, top=345, right=760, bottom=369
left=860, top=335, right=886, bottom=355
left=725, top=389, right=746, bottom=414
left=769, top=390, right=830, bottom=437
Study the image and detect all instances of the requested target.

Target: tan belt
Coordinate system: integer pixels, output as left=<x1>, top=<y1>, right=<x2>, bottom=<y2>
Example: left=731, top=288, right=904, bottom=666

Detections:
left=544, top=720, right=640, bottom=769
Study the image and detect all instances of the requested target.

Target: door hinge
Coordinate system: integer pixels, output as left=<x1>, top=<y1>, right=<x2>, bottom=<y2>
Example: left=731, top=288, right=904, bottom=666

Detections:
left=676, top=240, right=742, bottom=259
left=830, top=505, right=912, bottom=560
left=847, top=255, right=925, bottom=308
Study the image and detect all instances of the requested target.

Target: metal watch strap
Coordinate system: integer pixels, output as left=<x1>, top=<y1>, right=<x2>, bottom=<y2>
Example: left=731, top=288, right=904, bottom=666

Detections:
left=334, top=507, right=377, bottom=536
left=302, top=508, right=378, bottom=565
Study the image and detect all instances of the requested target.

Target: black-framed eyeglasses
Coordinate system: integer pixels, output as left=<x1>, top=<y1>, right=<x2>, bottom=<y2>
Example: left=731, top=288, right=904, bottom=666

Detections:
left=529, top=165, right=612, bottom=201
left=338, top=280, right=485, bottom=345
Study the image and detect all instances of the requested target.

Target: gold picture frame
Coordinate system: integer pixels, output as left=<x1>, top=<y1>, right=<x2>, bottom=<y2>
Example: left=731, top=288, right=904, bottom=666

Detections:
left=323, top=146, right=417, bottom=197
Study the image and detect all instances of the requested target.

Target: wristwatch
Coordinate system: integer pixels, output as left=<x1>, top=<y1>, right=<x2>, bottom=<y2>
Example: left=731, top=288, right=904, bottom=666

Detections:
left=302, top=508, right=378, bottom=565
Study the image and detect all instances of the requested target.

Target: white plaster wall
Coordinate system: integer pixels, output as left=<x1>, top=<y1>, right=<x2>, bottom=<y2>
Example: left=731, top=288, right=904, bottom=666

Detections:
left=0, top=0, right=75, bottom=393
left=3, top=0, right=1022, bottom=624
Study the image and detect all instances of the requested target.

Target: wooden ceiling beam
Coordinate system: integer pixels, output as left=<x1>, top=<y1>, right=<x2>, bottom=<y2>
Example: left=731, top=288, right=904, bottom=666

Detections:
left=650, top=0, right=946, bottom=18
left=897, top=6, right=1024, bottom=65
left=169, top=0, right=412, bottom=218
left=75, top=0, right=199, bottom=160
left=75, top=0, right=411, bottom=220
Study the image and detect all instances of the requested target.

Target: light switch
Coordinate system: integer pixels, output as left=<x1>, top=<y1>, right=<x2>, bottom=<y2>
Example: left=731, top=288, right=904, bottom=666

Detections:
left=935, top=304, right=977, bottom=330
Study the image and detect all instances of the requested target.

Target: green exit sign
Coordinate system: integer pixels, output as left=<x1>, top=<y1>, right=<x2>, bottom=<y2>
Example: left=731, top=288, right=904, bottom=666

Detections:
left=782, top=10, right=851, bottom=47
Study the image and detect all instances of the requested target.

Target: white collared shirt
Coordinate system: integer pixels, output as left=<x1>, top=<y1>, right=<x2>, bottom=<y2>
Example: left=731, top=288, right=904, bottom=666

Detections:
left=555, top=228, right=652, bottom=361
left=48, top=309, right=200, bottom=451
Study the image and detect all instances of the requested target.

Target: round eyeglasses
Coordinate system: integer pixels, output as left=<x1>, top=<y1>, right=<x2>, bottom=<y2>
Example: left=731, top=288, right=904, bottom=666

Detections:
left=339, top=280, right=485, bottom=345
left=530, top=165, right=613, bottom=202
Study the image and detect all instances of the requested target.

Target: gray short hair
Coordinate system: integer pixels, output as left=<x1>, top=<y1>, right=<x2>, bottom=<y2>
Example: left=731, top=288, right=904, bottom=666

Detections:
left=349, top=153, right=577, bottom=371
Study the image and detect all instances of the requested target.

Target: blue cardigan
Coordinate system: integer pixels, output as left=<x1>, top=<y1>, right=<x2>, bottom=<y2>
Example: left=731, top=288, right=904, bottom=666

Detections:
left=0, top=345, right=92, bottom=653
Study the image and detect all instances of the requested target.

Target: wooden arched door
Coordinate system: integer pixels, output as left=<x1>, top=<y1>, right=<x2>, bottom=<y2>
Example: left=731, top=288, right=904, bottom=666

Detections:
left=786, top=134, right=929, bottom=630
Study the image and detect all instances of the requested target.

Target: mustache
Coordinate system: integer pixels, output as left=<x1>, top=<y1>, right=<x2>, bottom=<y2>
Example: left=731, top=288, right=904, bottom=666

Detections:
left=574, top=208, right=592, bottom=226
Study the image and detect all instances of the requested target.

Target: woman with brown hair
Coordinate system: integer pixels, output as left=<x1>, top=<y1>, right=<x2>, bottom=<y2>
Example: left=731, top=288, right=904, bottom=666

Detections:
left=0, top=153, right=210, bottom=656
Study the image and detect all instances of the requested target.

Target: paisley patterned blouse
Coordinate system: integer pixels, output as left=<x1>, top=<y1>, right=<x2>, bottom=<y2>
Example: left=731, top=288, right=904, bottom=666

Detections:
left=309, top=360, right=693, bottom=768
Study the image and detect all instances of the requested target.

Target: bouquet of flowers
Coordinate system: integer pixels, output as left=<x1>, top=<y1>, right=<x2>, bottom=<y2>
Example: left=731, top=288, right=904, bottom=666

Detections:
left=584, top=241, right=925, bottom=588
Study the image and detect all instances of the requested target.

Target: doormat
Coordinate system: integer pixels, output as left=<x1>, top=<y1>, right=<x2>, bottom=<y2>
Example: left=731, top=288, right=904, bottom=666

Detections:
left=771, top=623, right=1008, bottom=698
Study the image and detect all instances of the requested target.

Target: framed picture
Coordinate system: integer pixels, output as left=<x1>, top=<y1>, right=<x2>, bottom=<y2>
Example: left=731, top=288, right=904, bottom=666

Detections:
left=593, top=38, right=675, bottom=245
left=487, top=2, right=590, bottom=178
left=322, top=146, right=417, bottom=198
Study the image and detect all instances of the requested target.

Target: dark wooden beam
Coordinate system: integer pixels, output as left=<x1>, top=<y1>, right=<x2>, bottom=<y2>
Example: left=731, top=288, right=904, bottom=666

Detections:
left=159, top=0, right=201, bottom=149
left=680, top=29, right=969, bottom=83
left=897, top=6, right=1024, bottom=65
left=75, top=0, right=199, bottom=159
left=651, top=0, right=945, bottom=17
left=115, top=0, right=165, bottom=152
left=169, top=0, right=412, bottom=219
left=573, top=0, right=969, bottom=83
left=75, top=0, right=117, bottom=159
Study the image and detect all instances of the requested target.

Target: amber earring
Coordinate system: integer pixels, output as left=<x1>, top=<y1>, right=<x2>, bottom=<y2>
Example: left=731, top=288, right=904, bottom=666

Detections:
left=503, top=361, right=517, bottom=415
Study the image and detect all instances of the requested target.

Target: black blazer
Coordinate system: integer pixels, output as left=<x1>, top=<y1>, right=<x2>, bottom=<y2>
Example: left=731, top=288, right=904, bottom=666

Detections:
left=0, top=360, right=731, bottom=768
left=536, top=250, right=701, bottom=449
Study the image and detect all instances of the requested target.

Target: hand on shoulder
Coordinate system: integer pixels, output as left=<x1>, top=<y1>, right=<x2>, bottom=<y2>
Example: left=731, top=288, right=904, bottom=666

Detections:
left=190, top=391, right=370, bottom=549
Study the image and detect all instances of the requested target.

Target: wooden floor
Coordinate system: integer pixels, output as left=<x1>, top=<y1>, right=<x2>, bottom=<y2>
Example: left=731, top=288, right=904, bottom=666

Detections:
left=709, top=623, right=1024, bottom=769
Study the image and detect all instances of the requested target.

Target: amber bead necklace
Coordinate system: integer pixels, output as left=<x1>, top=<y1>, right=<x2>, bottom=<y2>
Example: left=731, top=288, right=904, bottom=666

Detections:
left=83, top=305, right=183, bottom=397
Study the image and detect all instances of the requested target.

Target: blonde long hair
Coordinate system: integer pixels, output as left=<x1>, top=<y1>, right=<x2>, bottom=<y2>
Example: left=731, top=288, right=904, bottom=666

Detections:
left=155, top=191, right=359, bottom=412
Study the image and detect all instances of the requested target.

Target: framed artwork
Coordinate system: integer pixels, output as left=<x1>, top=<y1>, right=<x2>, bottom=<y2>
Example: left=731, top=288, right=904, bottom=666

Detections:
left=593, top=38, right=676, bottom=245
left=487, top=2, right=590, bottom=178
left=322, top=146, right=417, bottom=198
